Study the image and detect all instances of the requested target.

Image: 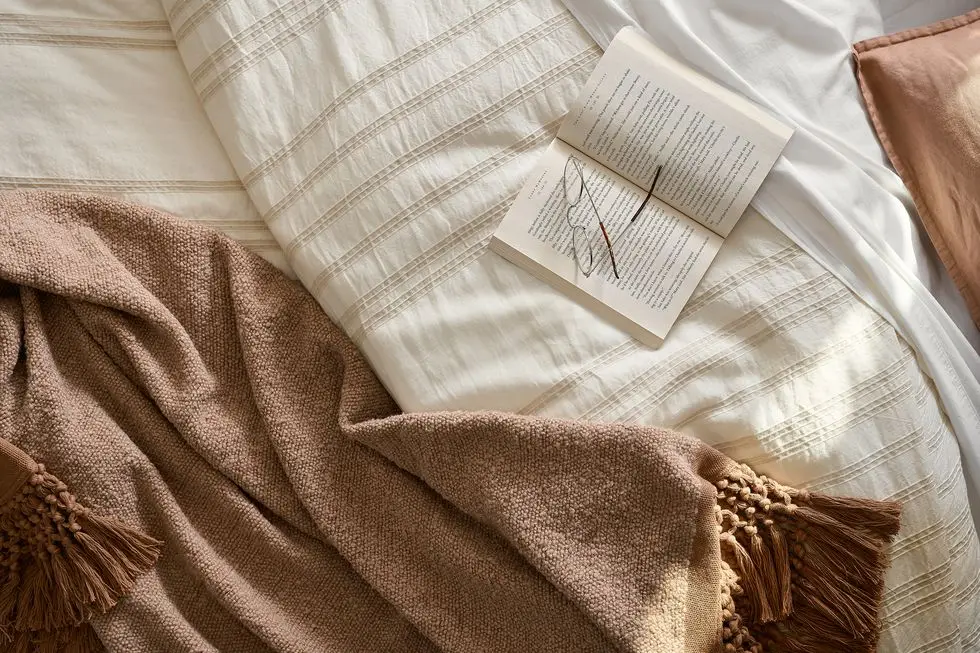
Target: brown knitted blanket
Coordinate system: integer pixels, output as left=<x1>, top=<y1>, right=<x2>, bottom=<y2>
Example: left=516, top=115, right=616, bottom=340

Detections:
left=0, top=191, right=899, bottom=653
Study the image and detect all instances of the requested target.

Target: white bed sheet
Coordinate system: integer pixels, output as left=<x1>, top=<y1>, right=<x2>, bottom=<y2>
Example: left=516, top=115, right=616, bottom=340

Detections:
left=560, top=0, right=980, bottom=520
left=1, top=0, right=973, bottom=650
left=0, top=0, right=290, bottom=274
left=162, top=0, right=980, bottom=650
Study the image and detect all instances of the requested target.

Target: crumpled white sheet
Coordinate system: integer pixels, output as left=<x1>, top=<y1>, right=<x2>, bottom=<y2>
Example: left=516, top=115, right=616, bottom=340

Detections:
left=560, top=0, right=980, bottom=517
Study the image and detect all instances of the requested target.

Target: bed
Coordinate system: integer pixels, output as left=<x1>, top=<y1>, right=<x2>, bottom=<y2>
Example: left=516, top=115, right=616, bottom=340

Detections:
left=3, top=0, right=979, bottom=651
left=0, top=0, right=289, bottom=275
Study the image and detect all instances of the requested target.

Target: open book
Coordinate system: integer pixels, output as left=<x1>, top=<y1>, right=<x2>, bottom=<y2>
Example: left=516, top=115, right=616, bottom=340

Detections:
left=490, top=26, right=793, bottom=347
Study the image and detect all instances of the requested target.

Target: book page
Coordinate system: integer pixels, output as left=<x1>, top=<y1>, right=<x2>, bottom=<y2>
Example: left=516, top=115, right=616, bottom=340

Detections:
left=558, top=27, right=792, bottom=237
left=491, top=139, right=721, bottom=343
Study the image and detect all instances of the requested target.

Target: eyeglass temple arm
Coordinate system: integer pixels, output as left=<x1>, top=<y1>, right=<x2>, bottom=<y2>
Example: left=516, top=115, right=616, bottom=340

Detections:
left=598, top=222, right=619, bottom=279
left=580, top=177, right=620, bottom=279
left=583, top=164, right=662, bottom=280
left=629, top=165, right=663, bottom=225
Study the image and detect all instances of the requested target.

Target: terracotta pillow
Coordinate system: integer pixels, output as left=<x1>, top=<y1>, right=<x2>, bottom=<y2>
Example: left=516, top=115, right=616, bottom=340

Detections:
left=855, top=10, right=980, bottom=326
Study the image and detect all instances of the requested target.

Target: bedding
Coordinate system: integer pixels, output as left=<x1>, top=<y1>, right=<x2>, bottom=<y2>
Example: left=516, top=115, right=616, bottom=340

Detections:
left=0, top=0, right=977, bottom=651
left=160, top=0, right=980, bottom=651
left=0, top=190, right=900, bottom=653
left=0, top=0, right=291, bottom=275
left=854, top=9, right=980, bottom=328
left=559, top=0, right=980, bottom=508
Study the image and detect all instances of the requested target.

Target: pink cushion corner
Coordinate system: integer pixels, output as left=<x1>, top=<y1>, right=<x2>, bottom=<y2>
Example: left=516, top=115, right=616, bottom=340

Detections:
left=855, top=9, right=980, bottom=326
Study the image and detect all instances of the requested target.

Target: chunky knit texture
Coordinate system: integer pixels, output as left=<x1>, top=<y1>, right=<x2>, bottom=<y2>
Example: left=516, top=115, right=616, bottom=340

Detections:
left=0, top=191, right=898, bottom=652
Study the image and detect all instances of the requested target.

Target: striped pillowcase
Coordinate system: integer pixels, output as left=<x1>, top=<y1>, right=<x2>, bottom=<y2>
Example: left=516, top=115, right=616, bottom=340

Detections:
left=0, top=3, right=289, bottom=272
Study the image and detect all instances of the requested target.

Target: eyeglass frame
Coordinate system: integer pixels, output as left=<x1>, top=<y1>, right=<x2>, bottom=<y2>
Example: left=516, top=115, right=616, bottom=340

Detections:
left=562, top=156, right=662, bottom=279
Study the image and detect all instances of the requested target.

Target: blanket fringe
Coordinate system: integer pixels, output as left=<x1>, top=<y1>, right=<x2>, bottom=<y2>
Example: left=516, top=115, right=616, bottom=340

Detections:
left=0, top=463, right=161, bottom=652
left=5, top=622, right=105, bottom=653
left=716, top=464, right=900, bottom=653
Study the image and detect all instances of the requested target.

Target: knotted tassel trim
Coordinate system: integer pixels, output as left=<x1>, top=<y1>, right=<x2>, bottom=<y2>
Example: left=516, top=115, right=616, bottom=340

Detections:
left=715, top=464, right=900, bottom=653
left=0, top=463, right=162, bottom=652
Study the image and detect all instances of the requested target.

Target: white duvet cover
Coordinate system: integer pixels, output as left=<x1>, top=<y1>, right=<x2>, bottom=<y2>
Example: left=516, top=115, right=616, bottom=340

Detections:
left=561, top=0, right=980, bottom=536
left=1, top=0, right=978, bottom=650
left=160, top=0, right=980, bottom=650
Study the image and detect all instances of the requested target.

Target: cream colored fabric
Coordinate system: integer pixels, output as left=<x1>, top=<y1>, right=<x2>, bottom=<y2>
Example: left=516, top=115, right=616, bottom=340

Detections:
left=163, top=1, right=980, bottom=650
left=0, top=0, right=289, bottom=273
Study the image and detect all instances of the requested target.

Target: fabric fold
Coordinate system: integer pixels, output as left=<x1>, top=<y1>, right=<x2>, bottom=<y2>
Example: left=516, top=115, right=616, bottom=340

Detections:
left=0, top=440, right=162, bottom=652
left=0, top=191, right=897, bottom=652
left=557, top=0, right=980, bottom=528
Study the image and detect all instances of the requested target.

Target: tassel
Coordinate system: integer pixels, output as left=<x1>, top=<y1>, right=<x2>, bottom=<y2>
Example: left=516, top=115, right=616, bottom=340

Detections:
left=8, top=623, right=104, bottom=653
left=14, top=563, right=52, bottom=632
left=722, top=531, right=774, bottom=623
left=715, top=469, right=900, bottom=653
left=792, top=504, right=887, bottom=554
left=0, top=567, right=18, bottom=625
left=789, top=499, right=897, bottom=640
left=0, top=463, right=161, bottom=651
left=767, top=523, right=793, bottom=615
left=748, top=529, right=784, bottom=621
left=64, top=625, right=105, bottom=653
left=804, top=493, right=902, bottom=537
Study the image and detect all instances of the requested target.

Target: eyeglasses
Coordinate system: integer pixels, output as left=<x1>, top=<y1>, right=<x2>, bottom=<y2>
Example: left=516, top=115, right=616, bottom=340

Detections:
left=563, top=157, right=661, bottom=279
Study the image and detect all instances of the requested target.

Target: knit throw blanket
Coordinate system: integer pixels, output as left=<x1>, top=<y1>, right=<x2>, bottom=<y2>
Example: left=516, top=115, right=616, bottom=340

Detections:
left=0, top=191, right=899, bottom=653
